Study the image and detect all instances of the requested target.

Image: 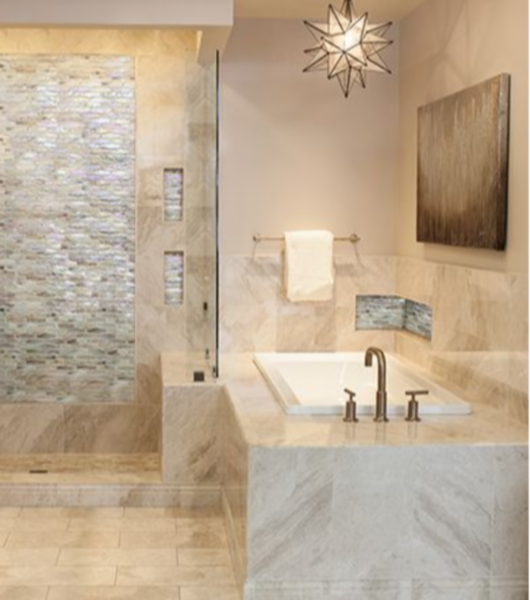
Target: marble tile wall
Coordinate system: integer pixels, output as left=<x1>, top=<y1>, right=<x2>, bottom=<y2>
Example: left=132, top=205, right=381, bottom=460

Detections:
left=162, top=385, right=221, bottom=484
left=243, top=444, right=528, bottom=599
left=0, top=404, right=160, bottom=454
left=220, top=255, right=397, bottom=354
left=395, top=257, right=529, bottom=421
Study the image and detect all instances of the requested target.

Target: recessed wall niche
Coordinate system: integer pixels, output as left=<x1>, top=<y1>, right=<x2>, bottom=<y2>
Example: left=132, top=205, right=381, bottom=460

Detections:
left=164, top=251, right=185, bottom=305
left=164, top=168, right=184, bottom=222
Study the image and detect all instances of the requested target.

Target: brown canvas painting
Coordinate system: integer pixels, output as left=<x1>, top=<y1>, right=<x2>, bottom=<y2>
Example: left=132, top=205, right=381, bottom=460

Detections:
left=417, top=74, right=510, bottom=250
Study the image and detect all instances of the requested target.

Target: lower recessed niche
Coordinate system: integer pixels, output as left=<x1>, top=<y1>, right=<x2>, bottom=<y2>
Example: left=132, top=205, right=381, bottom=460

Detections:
left=164, top=252, right=184, bottom=305
left=164, top=168, right=184, bottom=222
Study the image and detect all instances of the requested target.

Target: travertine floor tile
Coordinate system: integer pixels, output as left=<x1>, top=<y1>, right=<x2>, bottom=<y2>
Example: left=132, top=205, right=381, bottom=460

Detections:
left=175, top=521, right=228, bottom=549
left=6, top=531, right=120, bottom=549
left=9, top=518, right=69, bottom=533
left=58, top=548, right=177, bottom=567
left=67, top=518, right=176, bottom=533
left=0, top=588, right=48, bottom=600
left=124, top=508, right=177, bottom=519
left=0, top=549, right=59, bottom=566
left=0, top=521, right=17, bottom=532
left=116, top=565, right=235, bottom=587
left=47, top=586, right=180, bottom=599
left=0, top=566, right=116, bottom=586
left=21, top=508, right=125, bottom=520
left=0, top=533, right=8, bottom=548
left=0, top=509, right=21, bottom=519
left=178, top=549, right=232, bottom=567
left=120, top=531, right=179, bottom=549
left=179, top=588, right=239, bottom=600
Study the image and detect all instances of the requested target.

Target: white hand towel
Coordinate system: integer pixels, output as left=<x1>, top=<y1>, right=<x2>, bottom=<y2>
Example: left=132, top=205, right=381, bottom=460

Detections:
left=284, top=230, right=334, bottom=302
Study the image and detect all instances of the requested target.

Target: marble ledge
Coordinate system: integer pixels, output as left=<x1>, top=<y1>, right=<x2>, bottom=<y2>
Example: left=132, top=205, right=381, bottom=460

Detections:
left=161, top=352, right=217, bottom=387
left=218, top=354, right=528, bottom=450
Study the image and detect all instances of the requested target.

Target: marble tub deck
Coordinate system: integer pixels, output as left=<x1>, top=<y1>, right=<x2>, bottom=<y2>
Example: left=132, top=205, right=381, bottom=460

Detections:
left=215, top=354, right=529, bottom=600
left=220, top=353, right=528, bottom=448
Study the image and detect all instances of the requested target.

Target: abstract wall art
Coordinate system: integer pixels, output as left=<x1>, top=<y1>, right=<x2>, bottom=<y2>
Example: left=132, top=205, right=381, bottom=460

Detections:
left=417, top=74, right=511, bottom=251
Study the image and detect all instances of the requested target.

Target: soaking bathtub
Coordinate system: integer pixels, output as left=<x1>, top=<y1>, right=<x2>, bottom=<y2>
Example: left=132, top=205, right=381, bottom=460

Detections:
left=253, top=352, right=472, bottom=416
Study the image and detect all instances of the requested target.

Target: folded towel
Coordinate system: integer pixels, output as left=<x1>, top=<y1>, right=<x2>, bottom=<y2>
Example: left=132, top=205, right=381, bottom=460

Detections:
left=284, top=230, right=334, bottom=302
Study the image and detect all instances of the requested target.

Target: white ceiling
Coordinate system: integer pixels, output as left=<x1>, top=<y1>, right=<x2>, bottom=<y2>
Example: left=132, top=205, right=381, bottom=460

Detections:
left=234, top=0, right=426, bottom=22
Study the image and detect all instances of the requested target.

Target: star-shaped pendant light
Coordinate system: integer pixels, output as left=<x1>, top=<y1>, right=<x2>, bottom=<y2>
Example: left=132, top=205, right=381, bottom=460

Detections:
left=303, top=0, right=393, bottom=98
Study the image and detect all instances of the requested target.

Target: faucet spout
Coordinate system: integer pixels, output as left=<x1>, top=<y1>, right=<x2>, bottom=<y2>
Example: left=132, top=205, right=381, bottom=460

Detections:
left=364, top=347, right=388, bottom=423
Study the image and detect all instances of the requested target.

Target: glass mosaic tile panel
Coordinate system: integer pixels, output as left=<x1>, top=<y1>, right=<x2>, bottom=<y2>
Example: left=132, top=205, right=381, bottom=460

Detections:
left=356, top=295, right=432, bottom=341
left=356, top=296, right=406, bottom=331
left=0, top=55, right=136, bottom=403
left=165, top=252, right=184, bottom=305
left=164, top=168, right=184, bottom=221
left=404, top=299, right=433, bottom=341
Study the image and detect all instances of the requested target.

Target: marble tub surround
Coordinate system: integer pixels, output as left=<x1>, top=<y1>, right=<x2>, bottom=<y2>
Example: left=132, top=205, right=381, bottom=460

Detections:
left=220, top=354, right=527, bottom=448
left=395, top=257, right=529, bottom=421
left=220, top=254, right=397, bottom=354
left=218, top=354, right=528, bottom=600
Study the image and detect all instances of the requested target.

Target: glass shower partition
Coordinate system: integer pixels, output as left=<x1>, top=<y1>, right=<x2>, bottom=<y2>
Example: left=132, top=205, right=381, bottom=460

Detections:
left=183, top=50, right=219, bottom=381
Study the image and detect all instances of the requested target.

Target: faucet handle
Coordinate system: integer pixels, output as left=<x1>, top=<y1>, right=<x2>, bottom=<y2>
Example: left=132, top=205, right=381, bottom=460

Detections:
left=405, top=390, right=429, bottom=422
left=343, top=388, right=359, bottom=423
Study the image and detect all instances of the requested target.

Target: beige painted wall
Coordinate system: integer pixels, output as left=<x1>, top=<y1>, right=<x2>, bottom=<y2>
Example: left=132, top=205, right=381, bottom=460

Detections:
left=219, top=19, right=400, bottom=256
left=398, top=0, right=529, bottom=273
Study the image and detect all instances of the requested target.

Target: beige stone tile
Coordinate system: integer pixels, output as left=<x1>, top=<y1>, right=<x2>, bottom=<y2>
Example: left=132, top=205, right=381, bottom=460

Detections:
left=48, top=587, right=179, bottom=600
left=0, top=566, right=116, bottom=586
left=0, top=589, right=48, bottom=600
left=0, top=522, right=15, bottom=532
left=175, top=520, right=228, bottom=549
left=0, top=549, right=59, bottom=566
left=0, top=534, right=7, bottom=549
left=124, top=508, right=176, bottom=519
left=0, top=509, right=21, bottom=519
left=116, top=565, right=235, bottom=586
left=120, top=531, right=179, bottom=549
left=119, top=519, right=176, bottom=533
left=20, top=508, right=125, bottom=520
left=9, top=518, right=69, bottom=533
left=180, top=589, right=239, bottom=600
left=169, top=508, right=222, bottom=519
left=58, top=548, right=177, bottom=567
left=178, top=549, right=231, bottom=567
left=6, top=531, right=120, bottom=549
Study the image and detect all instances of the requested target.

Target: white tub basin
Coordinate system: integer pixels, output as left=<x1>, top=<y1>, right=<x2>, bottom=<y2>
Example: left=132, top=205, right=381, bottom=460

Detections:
left=253, top=353, right=472, bottom=417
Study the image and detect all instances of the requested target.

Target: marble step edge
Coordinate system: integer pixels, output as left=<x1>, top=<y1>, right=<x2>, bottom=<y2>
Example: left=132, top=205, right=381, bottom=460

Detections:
left=0, top=483, right=221, bottom=508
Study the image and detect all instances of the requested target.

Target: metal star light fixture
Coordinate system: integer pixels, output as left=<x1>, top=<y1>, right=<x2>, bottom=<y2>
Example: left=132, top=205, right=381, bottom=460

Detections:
left=303, top=0, right=393, bottom=98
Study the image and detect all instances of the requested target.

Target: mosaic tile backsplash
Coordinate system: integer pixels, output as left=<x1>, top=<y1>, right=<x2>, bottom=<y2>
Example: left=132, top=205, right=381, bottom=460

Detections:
left=164, top=252, right=185, bottom=306
left=164, top=168, right=184, bottom=222
left=0, top=55, right=136, bottom=403
left=356, top=295, right=432, bottom=340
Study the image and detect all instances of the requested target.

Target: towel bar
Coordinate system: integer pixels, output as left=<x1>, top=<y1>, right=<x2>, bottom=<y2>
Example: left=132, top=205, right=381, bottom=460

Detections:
left=253, top=233, right=361, bottom=244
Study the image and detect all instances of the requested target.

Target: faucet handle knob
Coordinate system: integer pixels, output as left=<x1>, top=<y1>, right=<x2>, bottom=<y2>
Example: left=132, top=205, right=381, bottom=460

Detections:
left=405, top=390, right=428, bottom=422
left=343, top=388, right=359, bottom=423
left=405, top=390, right=429, bottom=401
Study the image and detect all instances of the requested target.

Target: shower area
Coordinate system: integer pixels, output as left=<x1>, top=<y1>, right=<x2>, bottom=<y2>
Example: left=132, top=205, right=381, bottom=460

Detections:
left=0, top=29, right=218, bottom=478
